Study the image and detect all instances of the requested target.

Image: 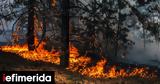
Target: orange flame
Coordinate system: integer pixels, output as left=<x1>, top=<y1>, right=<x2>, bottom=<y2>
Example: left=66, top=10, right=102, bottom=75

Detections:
left=1, top=37, right=60, bottom=64
left=68, top=44, right=157, bottom=78
left=0, top=40, right=157, bottom=79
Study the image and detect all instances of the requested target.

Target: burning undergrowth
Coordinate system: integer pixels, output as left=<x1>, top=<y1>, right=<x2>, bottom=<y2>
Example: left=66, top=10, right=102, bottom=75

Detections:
left=0, top=38, right=158, bottom=79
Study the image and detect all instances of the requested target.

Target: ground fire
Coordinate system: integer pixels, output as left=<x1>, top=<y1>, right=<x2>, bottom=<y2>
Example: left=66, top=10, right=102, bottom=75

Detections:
left=0, top=38, right=158, bottom=79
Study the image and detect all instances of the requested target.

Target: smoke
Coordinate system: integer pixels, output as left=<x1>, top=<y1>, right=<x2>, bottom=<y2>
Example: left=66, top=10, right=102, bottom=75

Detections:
left=125, top=29, right=160, bottom=68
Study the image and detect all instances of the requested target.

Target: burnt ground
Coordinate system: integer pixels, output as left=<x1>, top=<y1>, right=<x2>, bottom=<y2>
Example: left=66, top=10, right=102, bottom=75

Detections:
left=0, top=52, right=160, bottom=84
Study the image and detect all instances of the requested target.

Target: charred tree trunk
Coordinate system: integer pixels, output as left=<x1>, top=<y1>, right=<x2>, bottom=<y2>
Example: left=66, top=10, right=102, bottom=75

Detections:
left=27, top=0, right=35, bottom=51
left=114, top=0, right=121, bottom=61
left=114, top=28, right=119, bottom=59
left=143, top=27, right=146, bottom=49
left=114, top=0, right=125, bottom=61
left=60, top=0, right=69, bottom=67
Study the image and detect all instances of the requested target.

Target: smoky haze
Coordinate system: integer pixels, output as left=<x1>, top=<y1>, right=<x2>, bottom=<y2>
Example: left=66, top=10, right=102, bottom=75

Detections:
left=124, top=29, right=160, bottom=68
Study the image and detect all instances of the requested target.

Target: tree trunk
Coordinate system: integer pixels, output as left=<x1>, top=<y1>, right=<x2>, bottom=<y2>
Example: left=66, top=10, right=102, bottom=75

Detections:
left=114, top=0, right=121, bottom=60
left=27, top=0, right=35, bottom=51
left=60, top=0, right=69, bottom=67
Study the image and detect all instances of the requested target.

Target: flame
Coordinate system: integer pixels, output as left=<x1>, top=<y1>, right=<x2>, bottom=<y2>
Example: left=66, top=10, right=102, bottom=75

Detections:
left=51, top=0, right=57, bottom=7
left=80, top=59, right=107, bottom=78
left=1, top=37, right=60, bottom=64
left=0, top=40, right=157, bottom=79
left=68, top=44, right=157, bottom=78
left=68, top=44, right=91, bottom=72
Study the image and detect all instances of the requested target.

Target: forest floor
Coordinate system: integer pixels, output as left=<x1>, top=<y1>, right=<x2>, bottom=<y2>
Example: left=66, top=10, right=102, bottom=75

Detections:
left=0, top=52, right=160, bottom=84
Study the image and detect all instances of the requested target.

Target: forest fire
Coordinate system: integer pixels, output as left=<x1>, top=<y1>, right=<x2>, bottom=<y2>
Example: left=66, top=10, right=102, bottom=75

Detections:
left=1, top=37, right=61, bottom=64
left=0, top=39, right=157, bottom=79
